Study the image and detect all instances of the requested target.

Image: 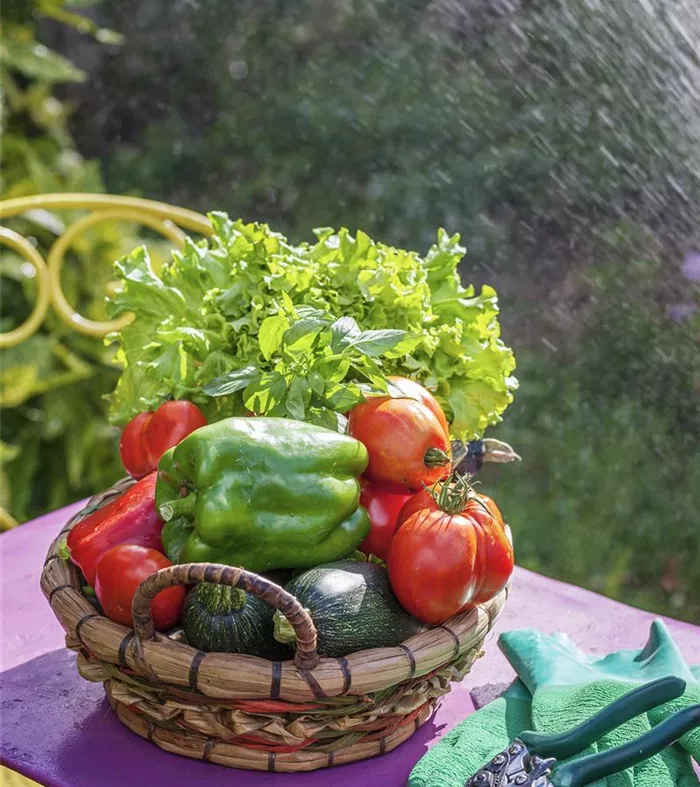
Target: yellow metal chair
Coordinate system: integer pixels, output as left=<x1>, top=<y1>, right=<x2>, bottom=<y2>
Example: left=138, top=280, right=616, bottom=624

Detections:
left=0, top=193, right=213, bottom=530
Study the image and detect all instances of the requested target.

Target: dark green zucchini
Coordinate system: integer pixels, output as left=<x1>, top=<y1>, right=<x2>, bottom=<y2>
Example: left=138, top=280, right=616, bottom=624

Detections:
left=274, top=560, right=424, bottom=658
left=183, top=583, right=288, bottom=659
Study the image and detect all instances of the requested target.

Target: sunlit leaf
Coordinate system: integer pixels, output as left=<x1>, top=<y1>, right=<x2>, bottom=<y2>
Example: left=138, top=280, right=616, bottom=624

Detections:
left=330, top=316, right=361, bottom=352
left=243, top=372, right=287, bottom=414
left=307, top=408, right=348, bottom=433
left=286, top=376, right=310, bottom=420
left=282, top=316, right=329, bottom=354
left=258, top=315, right=288, bottom=361
left=347, top=329, right=421, bottom=358
left=203, top=366, right=260, bottom=397
left=308, top=369, right=326, bottom=396
left=1, top=36, right=86, bottom=82
left=323, top=382, right=364, bottom=412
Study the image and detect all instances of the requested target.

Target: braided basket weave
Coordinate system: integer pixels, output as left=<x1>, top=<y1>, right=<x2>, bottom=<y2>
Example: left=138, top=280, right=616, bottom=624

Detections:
left=41, top=478, right=510, bottom=772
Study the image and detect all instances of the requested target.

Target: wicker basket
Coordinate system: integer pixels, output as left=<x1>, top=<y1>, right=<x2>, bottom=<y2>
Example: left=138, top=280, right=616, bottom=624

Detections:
left=41, top=478, right=510, bottom=773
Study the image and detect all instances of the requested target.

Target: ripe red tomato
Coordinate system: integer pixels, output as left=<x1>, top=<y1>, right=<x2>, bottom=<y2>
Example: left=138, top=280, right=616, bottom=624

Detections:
left=120, top=401, right=207, bottom=478
left=462, top=494, right=512, bottom=604
left=142, top=400, right=207, bottom=467
left=388, top=492, right=514, bottom=623
left=388, top=509, right=479, bottom=624
left=119, top=412, right=152, bottom=478
left=388, top=376, right=450, bottom=438
left=348, top=398, right=451, bottom=491
left=468, top=493, right=505, bottom=530
left=358, top=482, right=412, bottom=560
left=94, top=545, right=185, bottom=631
left=396, top=483, right=443, bottom=529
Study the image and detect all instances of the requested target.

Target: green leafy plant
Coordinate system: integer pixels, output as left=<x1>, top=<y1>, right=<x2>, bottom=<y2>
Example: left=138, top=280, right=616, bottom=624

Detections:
left=107, top=213, right=517, bottom=437
left=204, top=299, right=420, bottom=430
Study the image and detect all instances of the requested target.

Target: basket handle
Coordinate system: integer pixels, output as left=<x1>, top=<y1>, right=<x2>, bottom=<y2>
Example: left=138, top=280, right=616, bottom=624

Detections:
left=131, top=562, right=320, bottom=669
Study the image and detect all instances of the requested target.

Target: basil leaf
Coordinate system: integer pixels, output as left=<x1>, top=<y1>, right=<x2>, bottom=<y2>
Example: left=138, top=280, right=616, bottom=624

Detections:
left=324, top=382, right=364, bottom=411
left=203, top=366, right=260, bottom=397
left=313, top=357, right=350, bottom=384
left=243, top=372, right=287, bottom=414
left=308, top=369, right=326, bottom=396
left=258, top=315, right=289, bottom=361
left=356, top=381, right=388, bottom=397
left=282, top=317, right=329, bottom=354
left=308, top=407, right=348, bottom=433
left=387, top=379, right=409, bottom=397
left=286, top=376, right=310, bottom=420
left=280, top=290, right=295, bottom=313
left=347, top=330, right=422, bottom=358
left=351, top=356, right=390, bottom=392
left=330, top=316, right=361, bottom=352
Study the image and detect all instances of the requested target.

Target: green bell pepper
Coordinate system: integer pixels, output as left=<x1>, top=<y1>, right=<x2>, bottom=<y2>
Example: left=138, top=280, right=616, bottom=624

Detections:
left=155, top=417, right=370, bottom=572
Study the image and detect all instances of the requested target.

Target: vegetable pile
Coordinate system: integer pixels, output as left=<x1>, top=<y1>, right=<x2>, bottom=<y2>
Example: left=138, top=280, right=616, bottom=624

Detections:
left=62, top=218, right=517, bottom=660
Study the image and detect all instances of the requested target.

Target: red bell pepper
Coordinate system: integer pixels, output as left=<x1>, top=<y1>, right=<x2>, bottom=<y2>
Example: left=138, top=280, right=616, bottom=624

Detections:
left=66, top=472, right=163, bottom=586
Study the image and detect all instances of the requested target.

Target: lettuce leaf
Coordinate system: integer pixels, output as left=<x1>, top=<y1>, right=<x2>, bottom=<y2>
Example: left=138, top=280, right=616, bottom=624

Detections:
left=107, top=215, right=517, bottom=438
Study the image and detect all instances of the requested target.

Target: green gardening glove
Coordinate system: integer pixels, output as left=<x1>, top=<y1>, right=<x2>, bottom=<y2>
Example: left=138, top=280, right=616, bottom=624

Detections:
left=500, top=620, right=700, bottom=787
left=408, top=679, right=532, bottom=787
left=499, top=621, right=700, bottom=787
left=409, top=621, right=699, bottom=787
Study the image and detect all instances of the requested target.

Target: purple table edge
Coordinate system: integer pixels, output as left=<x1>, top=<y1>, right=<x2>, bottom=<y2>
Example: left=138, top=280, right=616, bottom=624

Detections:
left=1, top=499, right=699, bottom=787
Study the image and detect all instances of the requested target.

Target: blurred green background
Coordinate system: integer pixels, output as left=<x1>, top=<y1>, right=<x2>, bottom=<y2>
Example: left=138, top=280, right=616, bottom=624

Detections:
left=2, top=0, right=699, bottom=622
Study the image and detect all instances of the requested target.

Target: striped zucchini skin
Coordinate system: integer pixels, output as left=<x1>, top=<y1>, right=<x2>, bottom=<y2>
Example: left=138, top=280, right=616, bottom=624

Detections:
left=279, top=560, right=424, bottom=658
left=183, top=583, right=288, bottom=659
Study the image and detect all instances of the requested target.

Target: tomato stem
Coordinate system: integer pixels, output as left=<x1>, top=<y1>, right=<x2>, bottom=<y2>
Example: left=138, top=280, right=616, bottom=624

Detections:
left=429, top=473, right=474, bottom=515
left=423, top=447, right=451, bottom=468
left=350, top=550, right=388, bottom=567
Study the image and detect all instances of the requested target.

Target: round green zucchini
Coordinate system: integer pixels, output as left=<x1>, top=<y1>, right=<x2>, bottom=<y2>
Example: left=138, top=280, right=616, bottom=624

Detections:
left=183, top=583, right=288, bottom=659
left=274, top=560, right=424, bottom=658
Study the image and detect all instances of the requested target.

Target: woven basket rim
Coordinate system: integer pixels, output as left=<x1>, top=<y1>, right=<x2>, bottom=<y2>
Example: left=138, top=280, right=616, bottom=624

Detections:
left=41, top=477, right=509, bottom=703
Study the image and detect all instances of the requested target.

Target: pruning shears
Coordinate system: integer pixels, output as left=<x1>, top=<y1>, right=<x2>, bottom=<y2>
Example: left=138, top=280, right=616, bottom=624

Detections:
left=464, top=676, right=700, bottom=787
left=452, top=439, right=521, bottom=476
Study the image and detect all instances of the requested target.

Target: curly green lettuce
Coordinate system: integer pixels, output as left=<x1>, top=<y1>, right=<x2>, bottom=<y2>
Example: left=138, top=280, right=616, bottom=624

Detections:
left=106, top=213, right=517, bottom=439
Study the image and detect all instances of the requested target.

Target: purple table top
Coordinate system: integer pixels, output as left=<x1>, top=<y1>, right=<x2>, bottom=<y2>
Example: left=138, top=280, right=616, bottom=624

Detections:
left=2, top=501, right=699, bottom=787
